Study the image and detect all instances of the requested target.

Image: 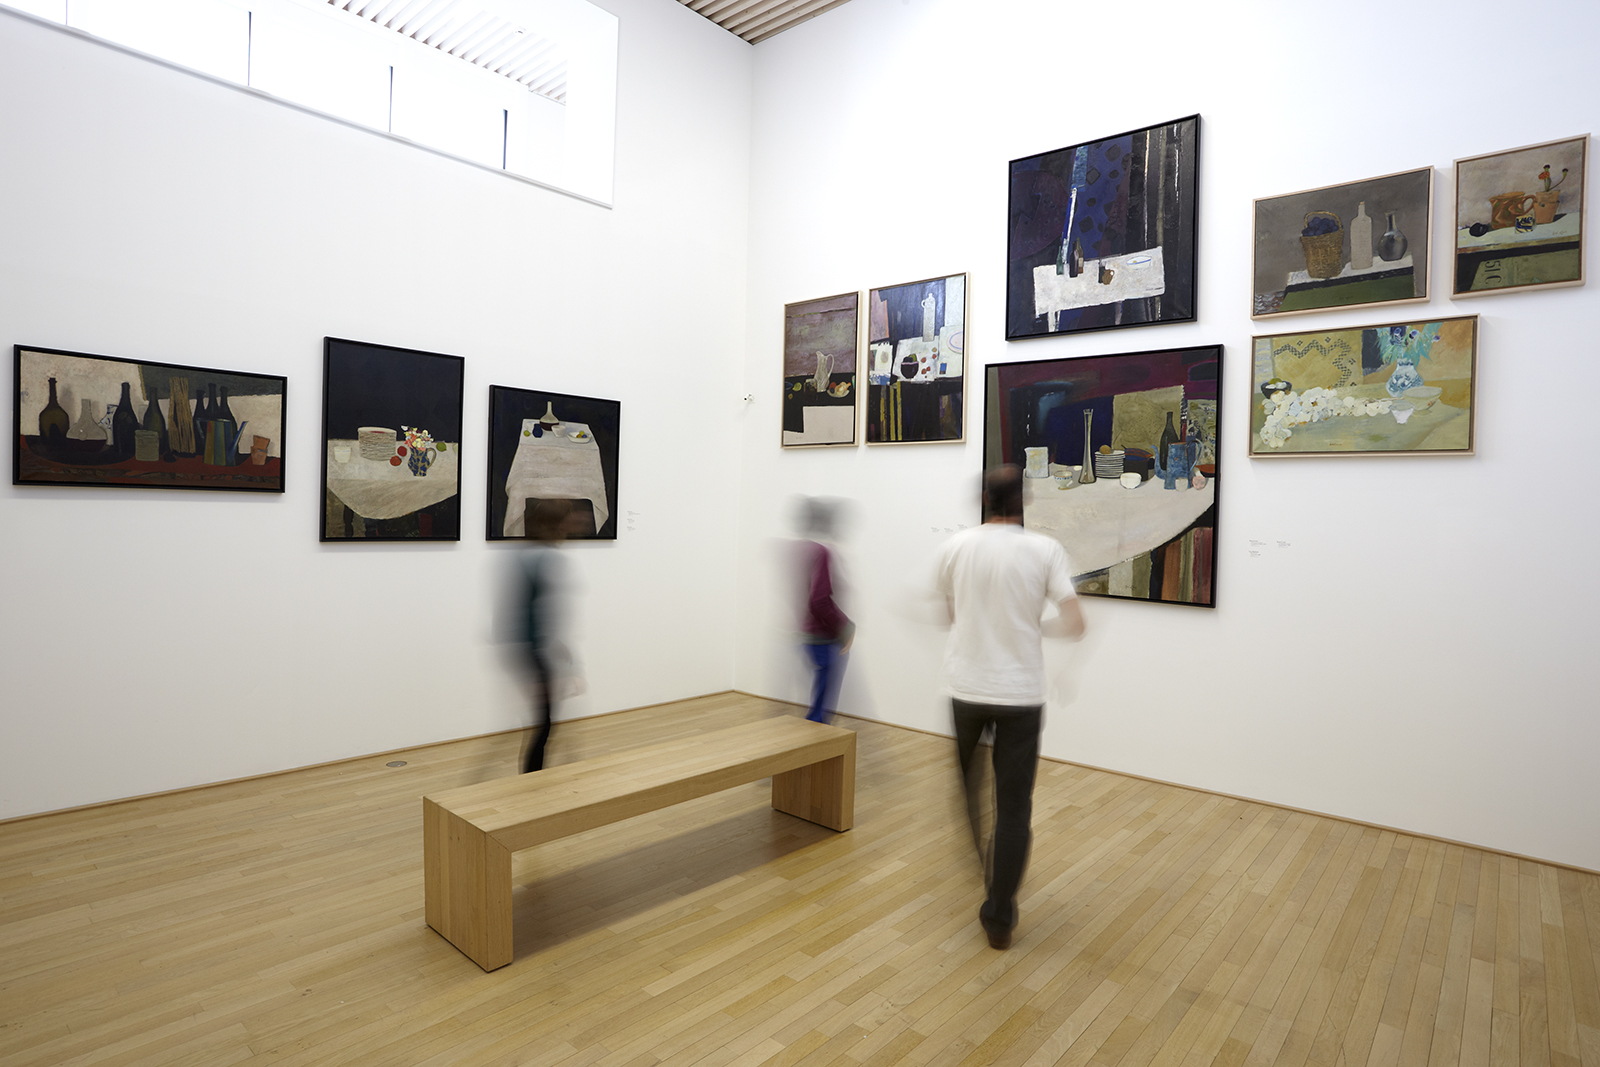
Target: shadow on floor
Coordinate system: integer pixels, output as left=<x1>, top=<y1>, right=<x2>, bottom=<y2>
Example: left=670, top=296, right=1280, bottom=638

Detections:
left=508, top=800, right=837, bottom=958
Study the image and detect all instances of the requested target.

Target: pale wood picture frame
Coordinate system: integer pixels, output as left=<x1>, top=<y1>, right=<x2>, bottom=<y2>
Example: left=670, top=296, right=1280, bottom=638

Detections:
left=1452, top=134, right=1587, bottom=297
left=1251, top=167, right=1433, bottom=319
left=780, top=291, right=860, bottom=448
left=864, top=272, right=968, bottom=445
left=1248, top=315, right=1478, bottom=458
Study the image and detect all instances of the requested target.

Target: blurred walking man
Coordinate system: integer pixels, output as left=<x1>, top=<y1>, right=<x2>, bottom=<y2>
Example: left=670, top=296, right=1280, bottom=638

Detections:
left=934, top=465, right=1085, bottom=949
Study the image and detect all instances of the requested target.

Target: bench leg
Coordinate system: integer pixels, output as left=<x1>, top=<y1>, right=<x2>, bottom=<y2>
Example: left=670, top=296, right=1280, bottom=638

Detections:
left=423, top=797, right=514, bottom=971
left=771, top=733, right=855, bottom=831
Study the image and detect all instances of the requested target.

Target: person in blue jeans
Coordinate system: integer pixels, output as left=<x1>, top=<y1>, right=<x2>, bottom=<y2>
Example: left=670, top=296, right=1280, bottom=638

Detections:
left=934, top=466, right=1086, bottom=949
left=797, top=498, right=854, bottom=724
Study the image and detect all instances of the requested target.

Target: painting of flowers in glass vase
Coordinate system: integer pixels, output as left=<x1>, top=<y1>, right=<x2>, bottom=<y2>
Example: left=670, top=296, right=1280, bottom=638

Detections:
left=1251, top=167, right=1433, bottom=318
left=1453, top=135, right=1587, bottom=296
left=1249, top=316, right=1477, bottom=458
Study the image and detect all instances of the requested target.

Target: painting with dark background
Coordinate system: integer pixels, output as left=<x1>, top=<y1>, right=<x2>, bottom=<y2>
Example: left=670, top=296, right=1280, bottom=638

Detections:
left=865, top=273, right=965, bottom=443
left=320, top=338, right=464, bottom=541
left=984, top=345, right=1221, bottom=606
left=1006, top=116, right=1199, bottom=340
left=15, top=345, right=285, bottom=491
left=487, top=386, right=620, bottom=541
left=1253, top=167, right=1432, bottom=317
left=782, top=292, right=858, bottom=446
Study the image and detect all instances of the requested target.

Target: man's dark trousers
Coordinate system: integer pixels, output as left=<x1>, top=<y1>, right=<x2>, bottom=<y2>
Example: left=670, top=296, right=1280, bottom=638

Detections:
left=952, top=699, right=1042, bottom=935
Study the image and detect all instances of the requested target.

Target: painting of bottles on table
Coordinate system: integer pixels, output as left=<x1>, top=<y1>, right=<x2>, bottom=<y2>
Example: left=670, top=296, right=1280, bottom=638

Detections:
left=13, top=345, right=285, bottom=491
left=1249, top=316, right=1477, bottom=457
left=865, top=273, right=966, bottom=443
left=1251, top=167, right=1433, bottom=318
left=320, top=337, right=464, bottom=541
left=1006, top=115, right=1199, bottom=340
left=983, top=345, right=1222, bottom=607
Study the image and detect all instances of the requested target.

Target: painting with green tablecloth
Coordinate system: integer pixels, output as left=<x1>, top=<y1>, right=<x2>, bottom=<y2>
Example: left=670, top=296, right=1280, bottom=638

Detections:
left=1453, top=135, right=1587, bottom=297
left=1252, top=167, right=1432, bottom=318
left=1249, top=316, right=1477, bottom=458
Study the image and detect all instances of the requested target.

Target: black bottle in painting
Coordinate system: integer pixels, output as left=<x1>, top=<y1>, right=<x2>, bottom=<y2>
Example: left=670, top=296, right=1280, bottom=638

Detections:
left=111, top=382, right=140, bottom=459
left=216, top=387, right=238, bottom=465
left=141, top=385, right=168, bottom=456
left=201, top=384, right=222, bottom=465
left=38, top=377, right=70, bottom=444
left=1159, top=411, right=1178, bottom=473
left=192, top=384, right=211, bottom=457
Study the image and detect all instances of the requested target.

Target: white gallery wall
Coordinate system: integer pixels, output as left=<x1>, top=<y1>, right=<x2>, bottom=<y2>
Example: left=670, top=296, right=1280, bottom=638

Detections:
left=3, top=0, right=1597, bottom=876
left=0, top=0, right=752, bottom=818
left=734, top=0, right=1600, bottom=870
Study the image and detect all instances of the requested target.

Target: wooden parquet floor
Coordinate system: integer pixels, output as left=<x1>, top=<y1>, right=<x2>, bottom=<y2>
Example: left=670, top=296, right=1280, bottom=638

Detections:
left=1, top=692, right=1596, bottom=1067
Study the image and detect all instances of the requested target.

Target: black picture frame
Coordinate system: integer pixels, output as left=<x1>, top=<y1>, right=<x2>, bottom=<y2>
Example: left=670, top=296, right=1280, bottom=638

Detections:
left=486, top=385, right=620, bottom=541
left=983, top=343, right=1223, bottom=607
left=319, top=337, right=465, bottom=542
left=1006, top=115, right=1200, bottom=340
left=14, top=344, right=287, bottom=492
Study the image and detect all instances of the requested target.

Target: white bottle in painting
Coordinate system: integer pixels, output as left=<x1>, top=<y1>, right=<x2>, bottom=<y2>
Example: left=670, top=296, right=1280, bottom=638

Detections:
left=921, top=293, right=937, bottom=341
left=1350, top=201, right=1374, bottom=271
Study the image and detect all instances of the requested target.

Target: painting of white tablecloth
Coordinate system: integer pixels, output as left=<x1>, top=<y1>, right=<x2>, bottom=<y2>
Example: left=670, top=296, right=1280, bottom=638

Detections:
left=326, top=440, right=459, bottom=519
left=502, top=421, right=610, bottom=537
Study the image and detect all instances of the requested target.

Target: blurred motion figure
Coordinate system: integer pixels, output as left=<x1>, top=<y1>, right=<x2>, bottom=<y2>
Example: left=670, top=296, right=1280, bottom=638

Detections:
left=934, top=465, right=1085, bottom=949
left=794, top=497, right=854, bottom=724
left=517, top=498, right=579, bottom=772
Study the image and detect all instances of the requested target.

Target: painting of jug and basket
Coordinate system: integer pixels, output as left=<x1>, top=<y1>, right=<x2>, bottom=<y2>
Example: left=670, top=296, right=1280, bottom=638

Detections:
left=320, top=338, right=464, bottom=542
left=984, top=345, right=1222, bottom=608
left=14, top=345, right=285, bottom=491
left=1251, top=167, right=1433, bottom=318
left=1452, top=134, right=1587, bottom=297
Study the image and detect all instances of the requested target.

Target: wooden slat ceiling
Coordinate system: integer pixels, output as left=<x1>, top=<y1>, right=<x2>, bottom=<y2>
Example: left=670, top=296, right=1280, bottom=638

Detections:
left=677, top=0, right=857, bottom=44
left=326, top=1, right=569, bottom=103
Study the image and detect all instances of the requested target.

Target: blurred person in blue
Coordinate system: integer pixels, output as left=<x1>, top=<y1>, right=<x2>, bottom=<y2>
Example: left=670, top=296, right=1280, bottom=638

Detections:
left=795, top=497, right=854, bottom=724
left=934, top=465, right=1085, bottom=949
left=517, top=497, right=581, bottom=772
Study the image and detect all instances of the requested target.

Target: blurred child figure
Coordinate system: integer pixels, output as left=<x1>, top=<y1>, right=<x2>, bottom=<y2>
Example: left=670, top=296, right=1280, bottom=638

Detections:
left=795, top=497, right=854, bottom=724
left=934, top=466, right=1085, bottom=949
left=518, top=498, right=580, bottom=772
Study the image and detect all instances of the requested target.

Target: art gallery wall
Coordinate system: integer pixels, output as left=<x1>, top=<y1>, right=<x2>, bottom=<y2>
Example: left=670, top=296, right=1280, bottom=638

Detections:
left=0, top=0, right=753, bottom=818
left=734, top=0, right=1600, bottom=870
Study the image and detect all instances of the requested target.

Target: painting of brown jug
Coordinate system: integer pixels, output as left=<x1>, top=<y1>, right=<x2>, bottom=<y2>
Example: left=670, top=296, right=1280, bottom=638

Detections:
left=1489, top=192, right=1537, bottom=230
left=1532, top=189, right=1560, bottom=225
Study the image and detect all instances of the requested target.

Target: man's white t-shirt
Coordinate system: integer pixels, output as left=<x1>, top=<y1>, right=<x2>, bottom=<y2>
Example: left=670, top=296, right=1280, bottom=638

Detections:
left=934, top=522, right=1077, bottom=706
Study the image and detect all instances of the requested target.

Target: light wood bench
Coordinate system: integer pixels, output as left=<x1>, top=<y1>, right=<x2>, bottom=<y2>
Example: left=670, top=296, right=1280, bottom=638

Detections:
left=422, top=716, right=856, bottom=971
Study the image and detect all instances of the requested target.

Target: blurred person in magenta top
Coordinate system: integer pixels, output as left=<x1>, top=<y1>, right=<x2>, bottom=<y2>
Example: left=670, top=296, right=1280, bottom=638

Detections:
left=796, top=498, right=854, bottom=724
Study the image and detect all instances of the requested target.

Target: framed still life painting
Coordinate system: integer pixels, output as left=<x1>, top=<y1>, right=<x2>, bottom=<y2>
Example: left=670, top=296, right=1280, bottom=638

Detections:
left=983, top=345, right=1222, bottom=607
left=486, top=386, right=620, bottom=541
left=1249, top=316, right=1478, bottom=457
left=1453, top=134, right=1587, bottom=296
left=14, top=344, right=285, bottom=492
left=864, top=272, right=966, bottom=444
left=320, top=337, right=465, bottom=541
left=781, top=292, right=859, bottom=447
left=1006, top=115, right=1199, bottom=340
left=1252, top=167, right=1432, bottom=318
